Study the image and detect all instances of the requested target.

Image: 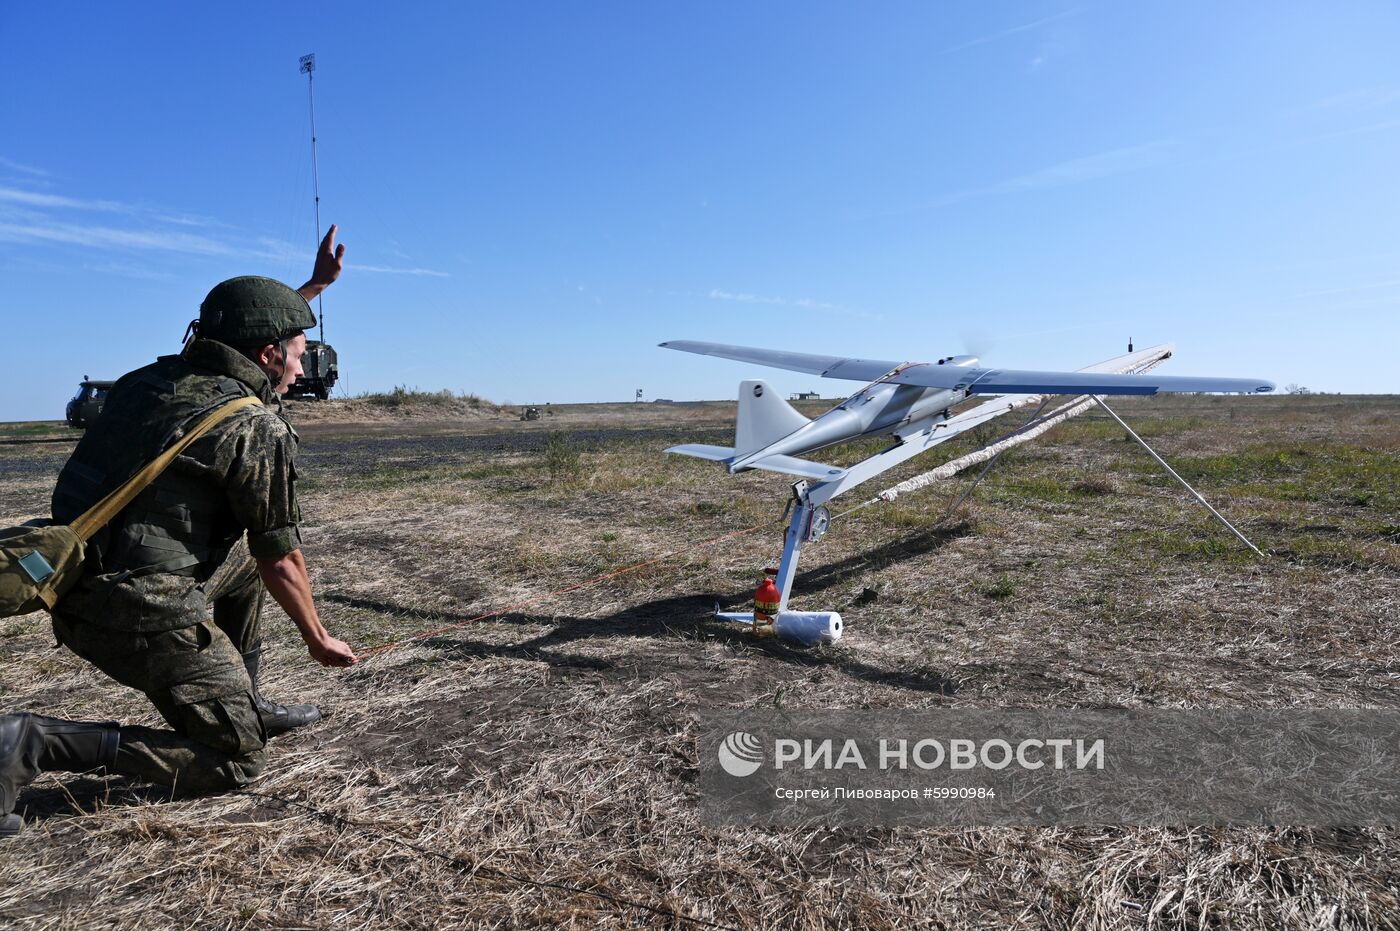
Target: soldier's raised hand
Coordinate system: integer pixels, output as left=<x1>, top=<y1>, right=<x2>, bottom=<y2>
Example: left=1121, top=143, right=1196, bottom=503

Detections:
left=297, top=224, right=346, bottom=302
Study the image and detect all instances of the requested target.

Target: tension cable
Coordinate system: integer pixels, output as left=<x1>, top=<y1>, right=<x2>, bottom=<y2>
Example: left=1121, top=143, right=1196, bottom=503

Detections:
left=1091, top=395, right=1266, bottom=558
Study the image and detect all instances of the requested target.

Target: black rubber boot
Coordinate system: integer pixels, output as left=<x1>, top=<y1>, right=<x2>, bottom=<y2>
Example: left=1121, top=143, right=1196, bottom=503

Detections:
left=1, top=713, right=120, bottom=838
left=242, top=643, right=321, bottom=739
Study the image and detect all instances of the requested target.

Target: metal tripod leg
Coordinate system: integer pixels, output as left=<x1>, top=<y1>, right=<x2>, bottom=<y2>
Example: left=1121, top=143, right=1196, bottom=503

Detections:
left=773, top=488, right=812, bottom=612
left=714, top=481, right=843, bottom=646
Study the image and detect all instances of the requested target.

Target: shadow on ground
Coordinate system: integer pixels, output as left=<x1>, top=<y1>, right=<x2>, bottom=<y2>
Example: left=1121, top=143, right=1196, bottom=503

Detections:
left=15, top=776, right=189, bottom=830
left=331, top=523, right=973, bottom=697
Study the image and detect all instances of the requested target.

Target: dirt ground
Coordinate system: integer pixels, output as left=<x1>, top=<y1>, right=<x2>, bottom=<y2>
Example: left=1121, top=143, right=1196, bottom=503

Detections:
left=1, top=393, right=1397, bottom=929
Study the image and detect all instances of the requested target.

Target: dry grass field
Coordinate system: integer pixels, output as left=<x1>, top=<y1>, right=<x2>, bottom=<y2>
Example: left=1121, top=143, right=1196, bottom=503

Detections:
left=1, top=392, right=1397, bottom=929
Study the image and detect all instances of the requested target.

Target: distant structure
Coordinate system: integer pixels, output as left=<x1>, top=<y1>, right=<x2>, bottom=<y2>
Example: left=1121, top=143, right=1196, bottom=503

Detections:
left=790, top=391, right=821, bottom=401
left=66, top=378, right=114, bottom=428
left=299, top=53, right=324, bottom=345
left=289, top=52, right=339, bottom=402
left=635, top=389, right=643, bottom=402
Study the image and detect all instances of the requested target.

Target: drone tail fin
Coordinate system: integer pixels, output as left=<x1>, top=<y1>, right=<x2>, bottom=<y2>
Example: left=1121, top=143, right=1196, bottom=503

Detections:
left=735, top=380, right=811, bottom=458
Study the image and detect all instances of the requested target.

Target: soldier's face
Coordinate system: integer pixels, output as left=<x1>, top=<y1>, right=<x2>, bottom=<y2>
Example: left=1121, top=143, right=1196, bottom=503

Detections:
left=259, top=334, right=308, bottom=395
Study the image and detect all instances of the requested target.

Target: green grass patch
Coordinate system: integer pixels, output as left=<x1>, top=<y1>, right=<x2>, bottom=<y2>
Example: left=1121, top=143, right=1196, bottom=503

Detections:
left=1276, top=535, right=1398, bottom=571
left=689, top=500, right=728, bottom=517
left=1, top=621, right=35, bottom=639
left=543, top=433, right=584, bottom=484
left=1119, top=528, right=1257, bottom=565
left=1046, top=416, right=1207, bottom=444
left=872, top=504, right=952, bottom=531
left=1169, top=444, right=1400, bottom=511
left=346, top=466, right=436, bottom=490
left=993, top=475, right=1069, bottom=502
left=357, top=386, right=498, bottom=412
left=976, top=573, right=1017, bottom=600
left=1231, top=480, right=1320, bottom=503
left=457, top=463, right=524, bottom=481
left=341, top=460, right=529, bottom=491
left=1068, top=475, right=1116, bottom=496
left=1362, top=523, right=1400, bottom=543
left=1045, top=420, right=1123, bottom=444
left=0, top=422, right=70, bottom=438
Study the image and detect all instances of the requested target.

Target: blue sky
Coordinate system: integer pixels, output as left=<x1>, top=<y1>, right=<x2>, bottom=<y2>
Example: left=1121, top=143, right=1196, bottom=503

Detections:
left=2, top=2, right=1398, bottom=420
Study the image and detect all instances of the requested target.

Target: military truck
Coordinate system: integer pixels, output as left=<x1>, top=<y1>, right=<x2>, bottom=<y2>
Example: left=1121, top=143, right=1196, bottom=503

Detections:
left=287, top=340, right=339, bottom=400
left=65, top=378, right=114, bottom=428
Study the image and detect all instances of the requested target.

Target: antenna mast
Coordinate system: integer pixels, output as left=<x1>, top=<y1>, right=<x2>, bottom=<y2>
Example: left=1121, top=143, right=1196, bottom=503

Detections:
left=299, top=52, right=324, bottom=344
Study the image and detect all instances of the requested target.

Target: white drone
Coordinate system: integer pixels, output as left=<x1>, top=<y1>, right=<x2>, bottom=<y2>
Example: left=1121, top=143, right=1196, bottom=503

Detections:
left=661, top=339, right=1274, bottom=646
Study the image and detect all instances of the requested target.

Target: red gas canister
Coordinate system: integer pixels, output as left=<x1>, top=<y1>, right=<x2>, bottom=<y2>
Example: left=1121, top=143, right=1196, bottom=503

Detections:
left=753, top=569, right=780, bottom=635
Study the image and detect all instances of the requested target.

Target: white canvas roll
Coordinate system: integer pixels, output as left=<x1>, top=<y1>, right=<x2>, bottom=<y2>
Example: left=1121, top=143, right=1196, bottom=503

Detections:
left=774, top=611, right=843, bottom=647
left=715, top=610, right=843, bottom=646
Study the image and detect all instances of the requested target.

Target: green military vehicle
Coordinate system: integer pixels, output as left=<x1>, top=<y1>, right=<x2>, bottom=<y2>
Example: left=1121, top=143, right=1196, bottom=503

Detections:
left=65, top=378, right=114, bottom=428
left=287, top=340, right=339, bottom=400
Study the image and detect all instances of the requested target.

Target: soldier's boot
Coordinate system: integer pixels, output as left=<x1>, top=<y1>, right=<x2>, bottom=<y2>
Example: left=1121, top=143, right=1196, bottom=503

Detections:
left=0, top=713, right=120, bottom=838
left=242, top=643, right=321, bottom=739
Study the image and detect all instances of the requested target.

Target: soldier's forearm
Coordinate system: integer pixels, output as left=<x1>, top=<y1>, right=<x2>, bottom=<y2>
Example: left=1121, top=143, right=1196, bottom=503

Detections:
left=255, top=549, right=327, bottom=644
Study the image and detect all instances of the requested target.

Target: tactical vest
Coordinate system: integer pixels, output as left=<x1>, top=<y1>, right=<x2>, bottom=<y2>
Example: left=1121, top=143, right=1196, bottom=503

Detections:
left=52, top=352, right=254, bottom=579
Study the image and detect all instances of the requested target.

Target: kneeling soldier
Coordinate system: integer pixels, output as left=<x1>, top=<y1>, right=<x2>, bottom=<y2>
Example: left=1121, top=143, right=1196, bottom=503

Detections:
left=2, top=227, right=358, bottom=837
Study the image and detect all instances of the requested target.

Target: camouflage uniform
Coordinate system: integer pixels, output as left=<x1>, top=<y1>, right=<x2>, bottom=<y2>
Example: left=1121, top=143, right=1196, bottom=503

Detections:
left=48, top=337, right=303, bottom=792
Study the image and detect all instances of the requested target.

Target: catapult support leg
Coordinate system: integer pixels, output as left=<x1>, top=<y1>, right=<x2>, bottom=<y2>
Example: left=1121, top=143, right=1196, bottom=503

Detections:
left=1092, top=395, right=1266, bottom=558
left=774, top=499, right=810, bottom=612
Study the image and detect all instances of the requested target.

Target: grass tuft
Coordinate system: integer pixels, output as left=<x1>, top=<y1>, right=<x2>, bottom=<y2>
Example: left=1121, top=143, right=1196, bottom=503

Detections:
left=977, top=573, right=1018, bottom=599
left=543, top=432, right=584, bottom=484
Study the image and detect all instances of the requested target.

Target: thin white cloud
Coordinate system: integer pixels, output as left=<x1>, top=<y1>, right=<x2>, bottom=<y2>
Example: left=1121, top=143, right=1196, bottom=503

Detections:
left=0, top=185, right=224, bottom=230
left=1, top=181, right=450, bottom=276
left=0, top=219, right=236, bottom=255
left=248, top=237, right=309, bottom=263
left=1293, top=119, right=1400, bottom=147
left=938, top=8, right=1083, bottom=56
left=249, top=238, right=450, bottom=276
left=0, top=156, right=48, bottom=177
left=1292, top=278, right=1400, bottom=299
left=1294, top=87, right=1400, bottom=114
left=85, top=261, right=176, bottom=281
left=0, top=186, right=130, bottom=213
left=708, top=288, right=838, bottom=310
left=153, top=211, right=226, bottom=228
left=354, top=263, right=451, bottom=278
left=706, top=288, right=879, bottom=320
left=1321, top=294, right=1400, bottom=311
left=929, top=140, right=1180, bottom=208
left=997, top=140, right=1179, bottom=191
left=1027, top=28, right=1079, bottom=72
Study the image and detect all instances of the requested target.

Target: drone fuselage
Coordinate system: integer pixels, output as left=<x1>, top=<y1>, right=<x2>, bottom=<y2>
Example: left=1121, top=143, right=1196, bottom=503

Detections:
left=727, top=383, right=958, bottom=472
left=727, top=361, right=980, bottom=474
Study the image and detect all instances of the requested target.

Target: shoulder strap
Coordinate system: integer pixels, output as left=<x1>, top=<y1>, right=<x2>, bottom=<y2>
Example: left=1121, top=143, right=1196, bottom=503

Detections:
left=69, top=395, right=263, bottom=542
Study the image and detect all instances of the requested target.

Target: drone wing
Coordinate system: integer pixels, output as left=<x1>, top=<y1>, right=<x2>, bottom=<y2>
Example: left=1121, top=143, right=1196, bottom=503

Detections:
left=885, top=365, right=1274, bottom=395
left=659, top=340, right=897, bottom=382
left=661, top=340, right=1273, bottom=395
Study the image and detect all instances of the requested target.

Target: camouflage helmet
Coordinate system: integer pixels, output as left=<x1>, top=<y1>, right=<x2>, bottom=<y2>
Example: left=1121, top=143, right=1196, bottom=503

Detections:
left=195, top=276, right=316, bottom=345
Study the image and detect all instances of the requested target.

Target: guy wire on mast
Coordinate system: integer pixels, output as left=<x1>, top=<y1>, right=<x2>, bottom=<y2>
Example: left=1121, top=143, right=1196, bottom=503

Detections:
left=298, top=52, right=324, bottom=344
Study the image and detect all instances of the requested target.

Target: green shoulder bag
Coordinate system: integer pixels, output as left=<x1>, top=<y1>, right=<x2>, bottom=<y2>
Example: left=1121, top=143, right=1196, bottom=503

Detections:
left=0, top=396, right=260, bottom=617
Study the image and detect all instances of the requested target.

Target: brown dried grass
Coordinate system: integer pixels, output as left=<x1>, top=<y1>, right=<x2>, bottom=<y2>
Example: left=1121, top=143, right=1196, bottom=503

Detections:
left=1, top=394, right=1397, bottom=929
